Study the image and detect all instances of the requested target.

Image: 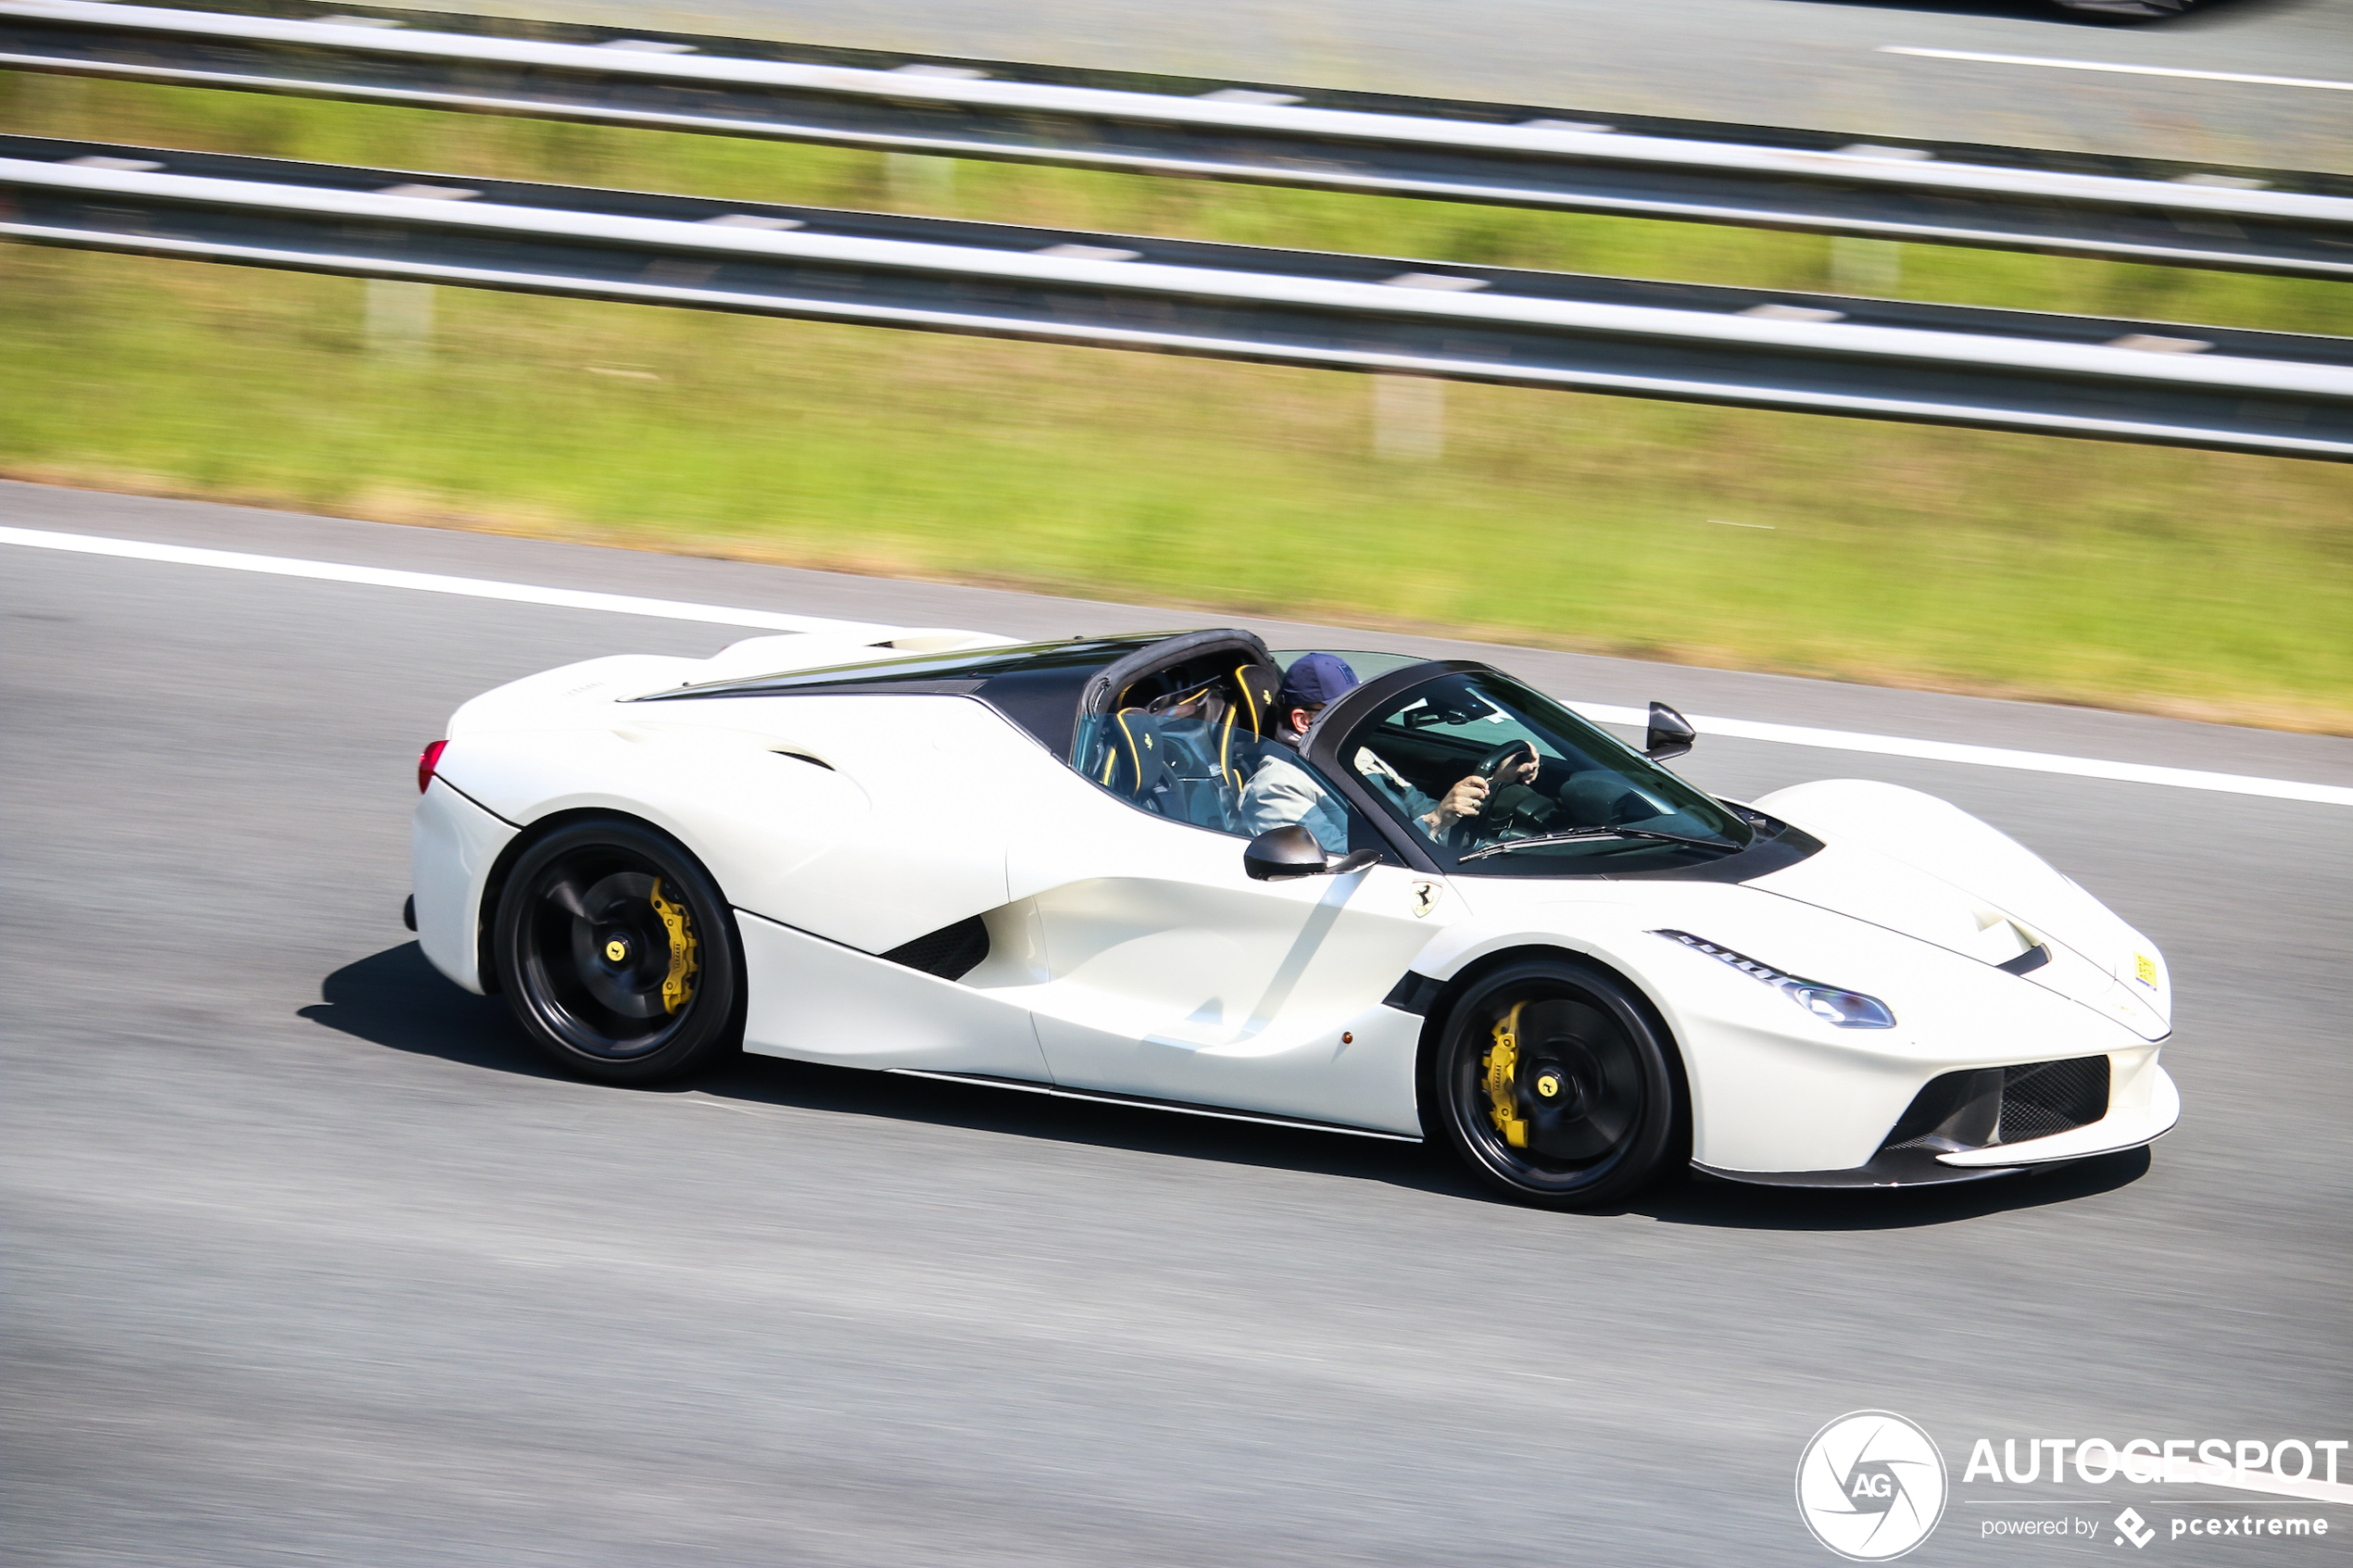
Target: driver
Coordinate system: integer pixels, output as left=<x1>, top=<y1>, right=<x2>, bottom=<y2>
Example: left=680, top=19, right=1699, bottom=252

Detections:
left=1238, top=654, right=1536, bottom=849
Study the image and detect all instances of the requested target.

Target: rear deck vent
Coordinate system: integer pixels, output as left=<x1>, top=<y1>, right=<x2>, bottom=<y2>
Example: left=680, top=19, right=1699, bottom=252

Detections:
left=880, top=915, right=990, bottom=982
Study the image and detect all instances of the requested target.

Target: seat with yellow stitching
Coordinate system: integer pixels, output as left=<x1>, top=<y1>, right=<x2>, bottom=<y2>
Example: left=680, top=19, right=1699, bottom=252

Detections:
left=1085, top=652, right=1287, bottom=834
left=1097, top=705, right=1184, bottom=819
left=1232, top=663, right=1281, bottom=746
left=1101, top=684, right=1239, bottom=831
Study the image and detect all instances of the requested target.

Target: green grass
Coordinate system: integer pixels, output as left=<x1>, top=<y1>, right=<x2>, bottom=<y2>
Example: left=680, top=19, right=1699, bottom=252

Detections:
left=5, top=75, right=2351, bottom=731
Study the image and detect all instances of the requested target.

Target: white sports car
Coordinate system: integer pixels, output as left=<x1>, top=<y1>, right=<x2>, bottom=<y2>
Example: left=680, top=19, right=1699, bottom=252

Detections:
left=408, top=626, right=2180, bottom=1208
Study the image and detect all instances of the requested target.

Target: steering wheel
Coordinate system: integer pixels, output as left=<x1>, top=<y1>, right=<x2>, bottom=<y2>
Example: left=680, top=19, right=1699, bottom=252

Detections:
left=1446, top=741, right=1543, bottom=849
left=1473, top=739, right=1536, bottom=783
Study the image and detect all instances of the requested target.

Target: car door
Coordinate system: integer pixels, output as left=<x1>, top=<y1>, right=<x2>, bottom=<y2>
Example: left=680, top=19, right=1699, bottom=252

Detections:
left=1002, top=760, right=1455, bottom=1134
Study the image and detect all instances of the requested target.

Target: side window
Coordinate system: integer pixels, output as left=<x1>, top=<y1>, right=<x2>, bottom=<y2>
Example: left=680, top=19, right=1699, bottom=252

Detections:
left=1337, top=685, right=1540, bottom=849
left=1233, top=746, right=1381, bottom=856
left=1073, top=670, right=1269, bottom=839
left=1076, top=669, right=1378, bottom=851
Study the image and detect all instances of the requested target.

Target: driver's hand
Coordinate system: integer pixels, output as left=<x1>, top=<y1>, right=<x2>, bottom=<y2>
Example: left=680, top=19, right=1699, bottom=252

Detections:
left=1501, top=752, right=1540, bottom=787
left=1432, top=775, right=1491, bottom=828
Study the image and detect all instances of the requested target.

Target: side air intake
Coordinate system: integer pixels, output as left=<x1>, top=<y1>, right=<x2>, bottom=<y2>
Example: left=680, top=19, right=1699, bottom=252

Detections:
left=879, top=916, right=990, bottom=982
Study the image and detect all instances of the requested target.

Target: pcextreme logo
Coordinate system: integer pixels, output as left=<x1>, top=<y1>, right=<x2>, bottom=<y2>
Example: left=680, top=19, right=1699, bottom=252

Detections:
left=1796, top=1411, right=1950, bottom=1562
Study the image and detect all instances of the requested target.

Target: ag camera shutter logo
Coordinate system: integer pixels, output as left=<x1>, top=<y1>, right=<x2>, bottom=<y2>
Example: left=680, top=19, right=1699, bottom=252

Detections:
left=1796, top=1411, right=1949, bottom=1561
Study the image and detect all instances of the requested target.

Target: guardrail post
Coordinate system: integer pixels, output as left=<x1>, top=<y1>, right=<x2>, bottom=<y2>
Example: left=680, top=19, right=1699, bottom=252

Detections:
left=885, top=153, right=956, bottom=206
left=364, top=279, right=434, bottom=361
left=1831, top=239, right=1904, bottom=295
left=1374, top=374, right=1446, bottom=461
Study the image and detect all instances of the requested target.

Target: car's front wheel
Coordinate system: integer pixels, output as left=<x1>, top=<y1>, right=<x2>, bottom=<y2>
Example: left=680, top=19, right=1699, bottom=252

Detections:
left=493, top=817, right=742, bottom=1084
left=1430, top=958, right=1682, bottom=1209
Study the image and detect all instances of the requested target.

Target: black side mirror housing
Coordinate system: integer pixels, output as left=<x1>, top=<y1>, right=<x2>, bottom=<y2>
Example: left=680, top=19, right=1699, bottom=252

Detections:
left=1243, top=825, right=1381, bottom=881
left=1645, top=701, right=1697, bottom=762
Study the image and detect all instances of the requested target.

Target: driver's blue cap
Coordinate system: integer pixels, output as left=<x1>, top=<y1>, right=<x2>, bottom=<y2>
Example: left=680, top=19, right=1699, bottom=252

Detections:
left=1278, top=652, right=1359, bottom=713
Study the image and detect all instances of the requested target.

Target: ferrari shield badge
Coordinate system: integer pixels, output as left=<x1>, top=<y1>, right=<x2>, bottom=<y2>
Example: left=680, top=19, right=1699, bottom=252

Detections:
left=1411, top=880, right=1440, bottom=918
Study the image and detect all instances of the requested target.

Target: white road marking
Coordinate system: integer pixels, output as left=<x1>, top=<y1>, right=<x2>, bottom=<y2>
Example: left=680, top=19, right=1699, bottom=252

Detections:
left=6, top=522, right=2348, bottom=808
left=1564, top=703, right=2352, bottom=808
left=0, top=522, right=900, bottom=638
left=1879, top=45, right=2353, bottom=94
left=2163, top=1461, right=2353, bottom=1506
left=672, top=1092, right=773, bottom=1117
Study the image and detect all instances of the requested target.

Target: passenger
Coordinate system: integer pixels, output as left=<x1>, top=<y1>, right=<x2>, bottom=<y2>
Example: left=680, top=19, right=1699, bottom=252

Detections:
left=1239, top=654, right=1533, bottom=850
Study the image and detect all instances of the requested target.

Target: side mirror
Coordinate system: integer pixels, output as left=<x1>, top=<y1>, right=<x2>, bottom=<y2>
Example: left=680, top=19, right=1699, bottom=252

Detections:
left=1645, top=701, right=1696, bottom=762
left=1243, top=825, right=1381, bottom=881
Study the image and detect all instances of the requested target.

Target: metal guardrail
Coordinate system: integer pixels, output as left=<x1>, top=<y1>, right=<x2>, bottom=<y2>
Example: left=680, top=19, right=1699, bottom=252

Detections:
left=4, top=1, right=2351, bottom=279
left=6, top=137, right=2348, bottom=459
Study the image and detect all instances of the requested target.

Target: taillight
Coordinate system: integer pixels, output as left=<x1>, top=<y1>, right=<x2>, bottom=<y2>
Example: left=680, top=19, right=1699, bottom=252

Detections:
left=418, top=739, right=448, bottom=795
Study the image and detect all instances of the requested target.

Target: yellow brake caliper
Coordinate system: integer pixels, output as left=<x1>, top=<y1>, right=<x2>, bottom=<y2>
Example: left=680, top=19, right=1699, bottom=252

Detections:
left=648, top=878, right=700, bottom=1014
left=1482, top=1001, right=1530, bottom=1148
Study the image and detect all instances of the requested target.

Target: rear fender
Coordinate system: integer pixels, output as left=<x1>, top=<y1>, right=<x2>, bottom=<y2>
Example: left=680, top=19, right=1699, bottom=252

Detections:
left=435, top=722, right=869, bottom=933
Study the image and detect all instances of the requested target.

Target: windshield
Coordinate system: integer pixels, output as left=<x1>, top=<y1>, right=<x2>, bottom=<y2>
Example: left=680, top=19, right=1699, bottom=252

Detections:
left=1337, top=671, right=1752, bottom=875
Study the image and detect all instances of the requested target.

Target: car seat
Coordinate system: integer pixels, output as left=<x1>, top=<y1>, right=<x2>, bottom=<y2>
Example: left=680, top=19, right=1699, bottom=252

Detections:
left=1148, top=685, right=1249, bottom=831
left=1096, top=707, right=1177, bottom=812
left=1203, top=663, right=1282, bottom=781
left=1231, top=663, right=1281, bottom=745
left=1090, top=660, right=1289, bottom=834
left=1094, top=705, right=1227, bottom=831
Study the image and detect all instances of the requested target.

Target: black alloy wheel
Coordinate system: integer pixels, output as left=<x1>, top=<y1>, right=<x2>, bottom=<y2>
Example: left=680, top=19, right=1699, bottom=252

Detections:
left=1430, top=958, right=1682, bottom=1209
left=493, top=817, right=743, bottom=1084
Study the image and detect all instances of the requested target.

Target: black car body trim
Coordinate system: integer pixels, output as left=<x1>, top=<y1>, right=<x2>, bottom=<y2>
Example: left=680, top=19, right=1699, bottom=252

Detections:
left=1380, top=971, right=1448, bottom=1016
left=1692, top=1151, right=2028, bottom=1188
left=887, top=1069, right=1425, bottom=1141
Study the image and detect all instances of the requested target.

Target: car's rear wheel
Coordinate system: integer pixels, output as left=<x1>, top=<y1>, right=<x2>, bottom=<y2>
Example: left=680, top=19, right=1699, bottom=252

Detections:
left=1430, top=958, right=1681, bottom=1209
left=493, top=817, right=742, bottom=1084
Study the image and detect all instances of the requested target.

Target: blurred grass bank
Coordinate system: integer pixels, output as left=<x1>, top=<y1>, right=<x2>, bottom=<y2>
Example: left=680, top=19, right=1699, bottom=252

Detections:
left=4, top=76, right=2350, bottom=732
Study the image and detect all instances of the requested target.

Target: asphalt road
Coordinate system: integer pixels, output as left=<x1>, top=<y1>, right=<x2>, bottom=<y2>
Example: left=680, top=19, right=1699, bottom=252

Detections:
left=4, top=479, right=2349, bottom=1566
left=373, top=0, right=2353, bottom=170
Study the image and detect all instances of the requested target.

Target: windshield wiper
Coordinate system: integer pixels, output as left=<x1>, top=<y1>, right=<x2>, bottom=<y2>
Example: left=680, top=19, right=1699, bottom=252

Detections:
left=1456, top=825, right=1739, bottom=863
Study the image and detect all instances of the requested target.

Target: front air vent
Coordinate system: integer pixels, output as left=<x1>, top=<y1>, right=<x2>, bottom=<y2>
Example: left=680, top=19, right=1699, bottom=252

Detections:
left=879, top=915, right=990, bottom=982
left=1881, top=1054, right=2110, bottom=1154
left=1998, top=1055, right=2110, bottom=1143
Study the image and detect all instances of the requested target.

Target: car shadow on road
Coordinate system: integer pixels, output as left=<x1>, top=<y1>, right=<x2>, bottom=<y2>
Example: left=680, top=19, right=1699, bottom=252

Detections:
left=298, top=940, right=577, bottom=1081
left=1802, top=0, right=2288, bottom=27
left=297, top=943, right=1497, bottom=1202
left=304, top=943, right=2152, bottom=1229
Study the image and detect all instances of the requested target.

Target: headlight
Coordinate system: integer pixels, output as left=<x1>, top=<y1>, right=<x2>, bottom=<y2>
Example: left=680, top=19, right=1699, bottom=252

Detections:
left=1788, top=985, right=1896, bottom=1028
left=1654, top=930, right=1896, bottom=1029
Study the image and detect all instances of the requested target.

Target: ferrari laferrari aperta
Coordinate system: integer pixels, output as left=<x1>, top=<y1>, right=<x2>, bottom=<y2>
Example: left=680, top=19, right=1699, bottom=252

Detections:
left=411, top=626, right=2177, bottom=1208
